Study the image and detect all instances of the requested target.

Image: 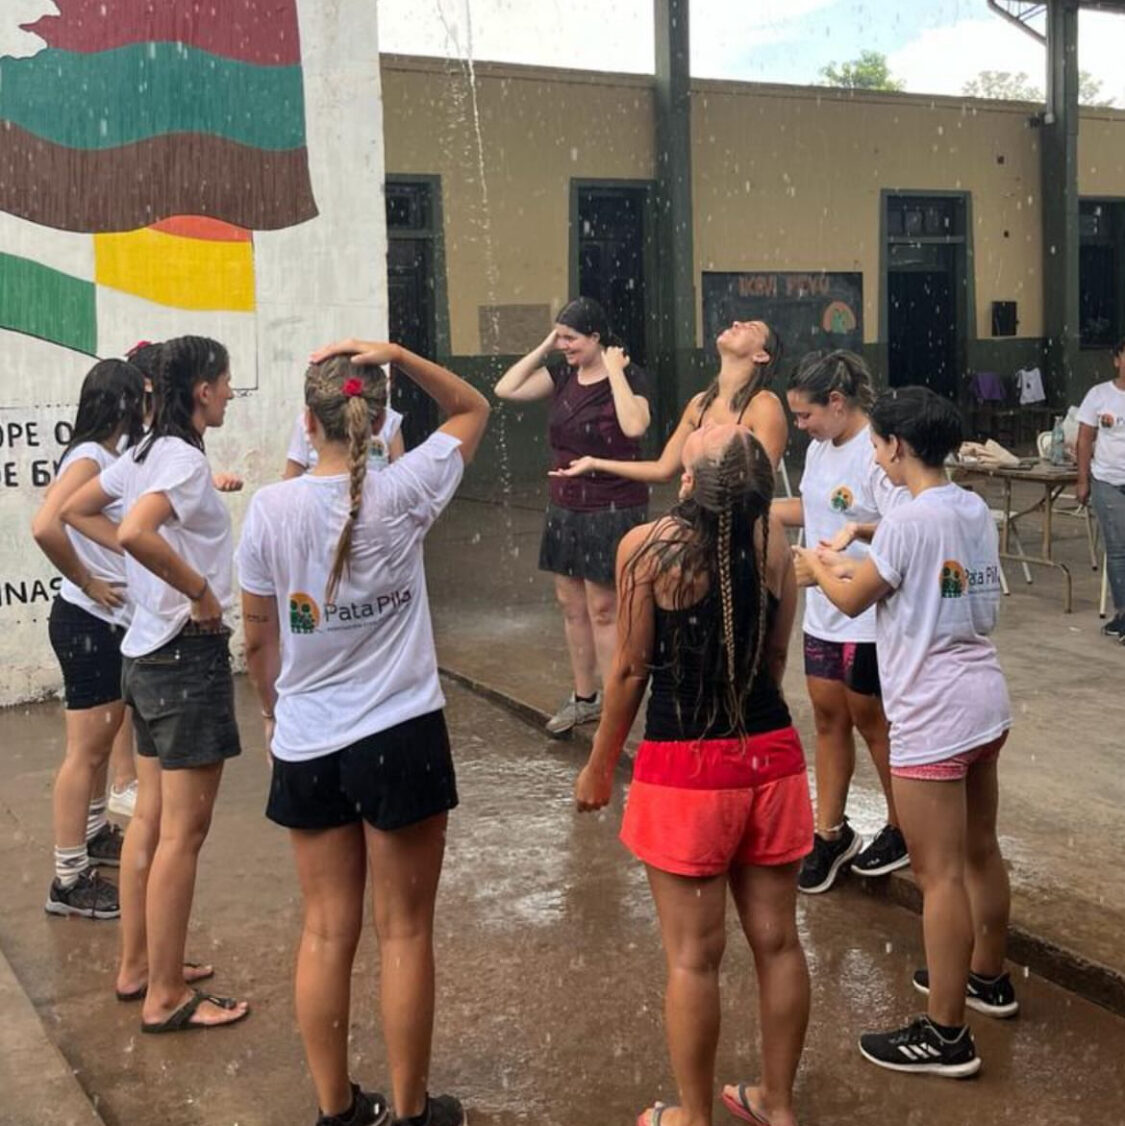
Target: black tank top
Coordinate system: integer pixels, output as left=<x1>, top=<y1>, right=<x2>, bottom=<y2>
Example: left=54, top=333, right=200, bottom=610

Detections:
left=644, top=587, right=792, bottom=741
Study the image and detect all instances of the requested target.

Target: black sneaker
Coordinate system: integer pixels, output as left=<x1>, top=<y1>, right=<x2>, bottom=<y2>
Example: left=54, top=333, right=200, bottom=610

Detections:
left=858, top=1015, right=980, bottom=1078
left=393, top=1094, right=466, bottom=1126
left=797, top=819, right=862, bottom=894
left=912, top=967, right=1019, bottom=1018
left=45, top=870, right=120, bottom=919
left=87, top=822, right=124, bottom=868
left=1101, top=614, right=1125, bottom=639
left=316, top=1085, right=390, bottom=1126
left=852, top=824, right=910, bottom=878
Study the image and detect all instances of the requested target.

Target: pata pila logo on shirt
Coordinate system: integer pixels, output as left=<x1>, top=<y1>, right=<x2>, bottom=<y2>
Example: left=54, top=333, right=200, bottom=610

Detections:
left=939, top=560, right=1001, bottom=599
left=288, top=589, right=413, bottom=634
left=829, top=485, right=854, bottom=512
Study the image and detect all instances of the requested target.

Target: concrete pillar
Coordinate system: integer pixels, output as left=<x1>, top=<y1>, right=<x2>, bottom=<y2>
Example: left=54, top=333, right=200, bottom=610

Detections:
left=1041, top=0, right=1081, bottom=405
left=653, top=0, right=697, bottom=429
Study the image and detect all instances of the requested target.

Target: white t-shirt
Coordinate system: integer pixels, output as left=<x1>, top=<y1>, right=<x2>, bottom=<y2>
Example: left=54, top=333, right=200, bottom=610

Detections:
left=286, top=407, right=404, bottom=473
left=868, top=484, right=1012, bottom=767
left=799, top=425, right=905, bottom=643
left=237, top=431, right=464, bottom=762
left=57, top=442, right=130, bottom=627
left=1076, top=381, right=1125, bottom=487
left=100, top=437, right=235, bottom=658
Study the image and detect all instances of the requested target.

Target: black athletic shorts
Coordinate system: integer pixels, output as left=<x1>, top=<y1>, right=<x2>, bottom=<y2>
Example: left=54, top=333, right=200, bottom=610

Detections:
left=48, top=596, right=125, bottom=710
left=266, top=709, right=458, bottom=833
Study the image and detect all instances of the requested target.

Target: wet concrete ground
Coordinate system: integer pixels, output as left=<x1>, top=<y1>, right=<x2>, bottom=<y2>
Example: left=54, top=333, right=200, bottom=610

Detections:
left=1, top=679, right=1124, bottom=1125
left=428, top=482, right=1125, bottom=994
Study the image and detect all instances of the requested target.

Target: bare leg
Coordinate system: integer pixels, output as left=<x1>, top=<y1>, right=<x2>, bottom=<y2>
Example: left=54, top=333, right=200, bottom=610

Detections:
left=723, top=862, right=807, bottom=1126
left=964, top=757, right=1009, bottom=977
left=116, top=755, right=162, bottom=994
left=109, top=708, right=137, bottom=792
left=555, top=575, right=598, bottom=698
left=53, top=702, right=124, bottom=851
left=291, top=824, right=367, bottom=1117
left=893, top=775, right=971, bottom=1027
left=644, top=866, right=728, bottom=1126
left=806, top=677, right=854, bottom=835
left=365, top=813, right=448, bottom=1120
left=141, top=763, right=246, bottom=1026
left=583, top=578, right=618, bottom=684
left=846, top=690, right=897, bottom=827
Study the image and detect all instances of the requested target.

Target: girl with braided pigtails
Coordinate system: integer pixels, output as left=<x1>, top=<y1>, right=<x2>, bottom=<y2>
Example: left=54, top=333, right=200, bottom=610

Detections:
left=576, top=424, right=813, bottom=1126
left=238, top=341, right=489, bottom=1126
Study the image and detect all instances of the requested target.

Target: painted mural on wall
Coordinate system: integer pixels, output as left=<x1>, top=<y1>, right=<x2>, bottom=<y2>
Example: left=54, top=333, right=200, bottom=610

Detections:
left=0, top=0, right=387, bottom=703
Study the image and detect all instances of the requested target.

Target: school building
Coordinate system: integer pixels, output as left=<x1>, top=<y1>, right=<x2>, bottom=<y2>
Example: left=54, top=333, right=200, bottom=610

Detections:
left=378, top=47, right=1125, bottom=480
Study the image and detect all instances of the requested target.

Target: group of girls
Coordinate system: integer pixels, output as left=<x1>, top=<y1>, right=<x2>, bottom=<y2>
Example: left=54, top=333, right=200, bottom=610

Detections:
left=36, top=334, right=488, bottom=1126
left=33, top=300, right=1018, bottom=1126
left=510, top=298, right=1015, bottom=1122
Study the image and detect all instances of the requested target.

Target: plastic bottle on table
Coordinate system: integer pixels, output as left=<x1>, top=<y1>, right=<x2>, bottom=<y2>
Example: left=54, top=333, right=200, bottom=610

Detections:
left=1049, top=415, right=1066, bottom=465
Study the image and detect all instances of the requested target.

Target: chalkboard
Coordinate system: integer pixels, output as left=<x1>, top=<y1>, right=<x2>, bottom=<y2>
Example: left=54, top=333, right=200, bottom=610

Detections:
left=701, top=272, right=864, bottom=375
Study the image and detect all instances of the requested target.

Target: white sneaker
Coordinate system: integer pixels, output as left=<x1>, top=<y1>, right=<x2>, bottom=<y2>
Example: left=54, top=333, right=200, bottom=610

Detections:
left=545, top=692, right=602, bottom=738
left=108, top=780, right=137, bottom=818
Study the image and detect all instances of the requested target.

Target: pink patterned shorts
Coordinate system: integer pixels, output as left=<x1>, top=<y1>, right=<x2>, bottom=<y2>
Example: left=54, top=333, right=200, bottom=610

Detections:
left=892, top=731, right=1008, bottom=782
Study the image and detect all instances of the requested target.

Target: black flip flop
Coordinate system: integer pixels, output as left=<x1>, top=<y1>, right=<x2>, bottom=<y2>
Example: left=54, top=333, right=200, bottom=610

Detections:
left=116, top=962, right=215, bottom=1002
left=140, top=989, right=249, bottom=1034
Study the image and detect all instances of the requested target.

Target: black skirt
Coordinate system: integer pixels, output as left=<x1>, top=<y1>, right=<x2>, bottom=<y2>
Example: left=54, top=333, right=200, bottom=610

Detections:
left=538, top=503, right=649, bottom=586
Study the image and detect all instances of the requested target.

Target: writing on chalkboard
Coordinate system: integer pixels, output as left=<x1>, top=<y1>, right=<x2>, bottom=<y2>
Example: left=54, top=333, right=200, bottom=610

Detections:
left=703, top=271, right=864, bottom=379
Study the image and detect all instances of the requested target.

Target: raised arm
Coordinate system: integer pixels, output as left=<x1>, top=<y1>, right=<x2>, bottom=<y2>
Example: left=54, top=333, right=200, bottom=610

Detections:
left=33, top=459, right=124, bottom=611
left=494, top=331, right=558, bottom=403
left=604, top=347, right=650, bottom=439
left=575, top=523, right=655, bottom=811
left=310, top=340, right=491, bottom=465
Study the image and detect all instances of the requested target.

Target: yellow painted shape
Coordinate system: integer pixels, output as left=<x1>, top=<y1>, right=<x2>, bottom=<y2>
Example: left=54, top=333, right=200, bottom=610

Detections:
left=94, top=227, right=255, bottom=312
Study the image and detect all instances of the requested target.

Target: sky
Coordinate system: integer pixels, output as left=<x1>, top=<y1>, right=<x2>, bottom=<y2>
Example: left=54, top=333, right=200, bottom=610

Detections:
left=376, top=0, right=1125, bottom=107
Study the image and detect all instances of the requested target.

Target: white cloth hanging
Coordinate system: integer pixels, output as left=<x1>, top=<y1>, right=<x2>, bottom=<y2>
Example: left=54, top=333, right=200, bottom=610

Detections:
left=1016, top=367, right=1046, bottom=404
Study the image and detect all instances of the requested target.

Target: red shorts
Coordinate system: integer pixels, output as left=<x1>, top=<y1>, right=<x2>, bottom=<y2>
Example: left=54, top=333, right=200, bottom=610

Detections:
left=891, top=731, right=1008, bottom=782
left=620, top=726, right=813, bottom=878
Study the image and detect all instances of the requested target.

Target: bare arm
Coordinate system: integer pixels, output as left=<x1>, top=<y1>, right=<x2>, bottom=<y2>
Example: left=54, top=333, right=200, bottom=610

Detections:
left=242, top=591, right=281, bottom=723
left=32, top=459, right=124, bottom=609
left=575, top=524, right=655, bottom=811
left=764, top=513, right=797, bottom=686
left=744, top=391, right=789, bottom=469
left=552, top=398, right=700, bottom=483
left=61, top=476, right=129, bottom=555
left=771, top=497, right=804, bottom=527
left=793, top=547, right=892, bottom=618
left=494, top=331, right=557, bottom=403
left=604, top=348, right=650, bottom=439
left=282, top=459, right=305, bottom=480
left=117, top=493, right=224, bottom=624
left=1076, top=422, right=1096, bottom=507
left=311, top=340, right=491, bottom=465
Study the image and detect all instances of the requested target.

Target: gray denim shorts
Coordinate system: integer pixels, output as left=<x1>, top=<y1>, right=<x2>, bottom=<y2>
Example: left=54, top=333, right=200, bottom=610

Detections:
left=122, top=631, right=242, bottom=770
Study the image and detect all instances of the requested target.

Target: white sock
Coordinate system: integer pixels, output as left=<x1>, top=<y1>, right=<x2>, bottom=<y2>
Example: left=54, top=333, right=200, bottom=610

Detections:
left=55, top=844, right=88, bottom=888
left=86, top=796, right=108, bottom=841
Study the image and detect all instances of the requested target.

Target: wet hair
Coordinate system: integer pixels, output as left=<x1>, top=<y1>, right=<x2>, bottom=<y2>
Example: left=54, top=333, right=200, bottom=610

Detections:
left=126, top=340, right=164, bottom=422
left=304, top=355, right=390, bottom=603
left=1113, top=336, right=1125, bottom=359
left=789, top=349, right=875, bottom=411
left=697, top=324, right=783, bottom=419
left=135, top=336, right=229, bottom=462
left=64, top=359, right=146, bottom=458
left=624, top=428, right=776, bottom=738
left=555, top=296, right=623, bottom=348
left=870, top=386, right=963, bottom=468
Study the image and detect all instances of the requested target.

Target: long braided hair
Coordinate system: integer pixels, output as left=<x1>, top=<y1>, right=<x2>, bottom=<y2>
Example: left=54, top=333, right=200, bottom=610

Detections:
left=304, top=355, right=389, bottom=603
left=696, top=323, right=783, bottom=421
left=624, top=426, right=776, bottom=737
left=134, top=336, right=228, bottom=462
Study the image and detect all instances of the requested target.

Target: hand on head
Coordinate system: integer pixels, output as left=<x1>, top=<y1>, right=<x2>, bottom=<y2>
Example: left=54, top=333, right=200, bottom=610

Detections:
left=310, top=339, right=398, bottom=367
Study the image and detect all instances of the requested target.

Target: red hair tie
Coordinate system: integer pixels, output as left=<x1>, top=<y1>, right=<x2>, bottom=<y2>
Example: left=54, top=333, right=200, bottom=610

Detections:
left=127, top=339, right=153, bottom=357
left=342, top=377, right=364, bottom=398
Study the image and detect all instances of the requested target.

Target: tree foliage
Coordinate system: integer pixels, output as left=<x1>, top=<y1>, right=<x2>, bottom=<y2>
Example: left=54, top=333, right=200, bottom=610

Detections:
left=961, top=69, right=1115, bottom=108
left=819, top=50, right=905, bottom=92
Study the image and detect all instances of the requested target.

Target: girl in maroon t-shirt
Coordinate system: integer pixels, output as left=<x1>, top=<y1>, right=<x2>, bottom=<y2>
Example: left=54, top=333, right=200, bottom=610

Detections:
left=496, top=297, right=652, bottom=737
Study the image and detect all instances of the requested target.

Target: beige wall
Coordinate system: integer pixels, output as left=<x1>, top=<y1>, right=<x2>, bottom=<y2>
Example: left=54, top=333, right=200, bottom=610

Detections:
left=381, top=57, right=1125, bottom=353
left=382, top=56, right=653, bottom=354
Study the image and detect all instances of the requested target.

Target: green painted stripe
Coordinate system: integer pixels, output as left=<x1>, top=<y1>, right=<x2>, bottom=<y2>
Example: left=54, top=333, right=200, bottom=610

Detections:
left=0, top=44, right=307, bottom=152
left=0, top=255, right=97, bottom=356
